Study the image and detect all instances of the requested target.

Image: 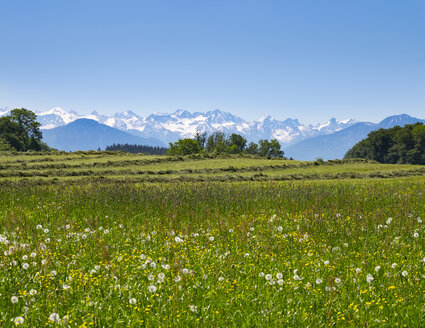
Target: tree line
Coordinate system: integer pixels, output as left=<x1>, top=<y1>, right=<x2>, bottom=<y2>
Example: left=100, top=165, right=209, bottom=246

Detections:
left=105, top=143, right=168, bottom=155
left=167, top=131, right=284, bottom=157
left=345, top=123, right=425, bottom=164
left=0, top=108, right=51, bottom=151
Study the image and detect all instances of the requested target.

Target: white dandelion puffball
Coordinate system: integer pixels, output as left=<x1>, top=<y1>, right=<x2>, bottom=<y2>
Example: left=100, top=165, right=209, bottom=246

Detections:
left=174, top=236, right=183, bottom=243
left=259, top=272, right=265, bottom=277
left=182, top=268, right=189, bottom=275
left=49, top=313, right=60, bottom=323
left=277, top=279, right=284, bottom=285
left=402, top=270, right=408, bottom=277
left=335, top=278, right=341, bottom=284
left=148, top=274, right=154, bottom=281
left=22, top=263, right=29, bottom=270
left=14, top=317, right=24, bottom=325
left=276, top=273, right=283, bottom=279
left=148, top=285, right=157, bottom=293
left=366, top=274, right=374, bottom=283
left=129, top=298, right=137, bottom=305
left=277, top=226, right=283, bottom=232
left=218, top=276, right=225, bottom=282
left=391, top=263, right=397, bottom=269
left=11, top=296, right=19, bottom=304
left=209, top=236, right=214, bottom=242
left=355, top=268, right=361, bottom=273
left=22, top=255, right=28, bottom=261
left=174, top=275, right=181, bottom=282
left=30, top=289, right=37, bottom=295
left=265, top=274, right=272, bottom=281
left=413, top=232, right=419, bottom=238
left=316, top=278, right=323, bottom=284
left=375, top=266, right=381, bottom=272
left=324, top=261, right=329, bottom=266
left=386, top=217, right=393, bottom=224
left=158, top=273, right=165, bottom=279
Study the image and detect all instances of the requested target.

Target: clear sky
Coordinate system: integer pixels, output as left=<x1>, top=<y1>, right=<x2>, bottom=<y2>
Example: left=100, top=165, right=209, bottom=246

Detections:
left=0, top=0, right=424, bottom=124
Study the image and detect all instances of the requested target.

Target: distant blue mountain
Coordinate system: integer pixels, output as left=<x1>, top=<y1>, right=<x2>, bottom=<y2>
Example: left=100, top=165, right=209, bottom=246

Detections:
left=284, top=114, right=425, bottom=161
left=42, top=119, right=165, bottom=151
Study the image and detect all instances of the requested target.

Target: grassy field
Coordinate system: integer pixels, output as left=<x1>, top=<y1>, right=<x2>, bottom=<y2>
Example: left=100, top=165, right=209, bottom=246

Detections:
left=0, top=152, right=424, bottom=326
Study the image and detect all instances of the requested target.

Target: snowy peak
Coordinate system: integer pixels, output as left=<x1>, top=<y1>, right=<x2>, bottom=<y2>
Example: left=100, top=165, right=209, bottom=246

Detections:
left=16, top=107, right=359, bottom=145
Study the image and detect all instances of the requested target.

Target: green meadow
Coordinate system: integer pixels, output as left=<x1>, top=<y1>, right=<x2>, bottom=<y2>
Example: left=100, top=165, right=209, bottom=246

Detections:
left=0, top=152, right=424, bottom=326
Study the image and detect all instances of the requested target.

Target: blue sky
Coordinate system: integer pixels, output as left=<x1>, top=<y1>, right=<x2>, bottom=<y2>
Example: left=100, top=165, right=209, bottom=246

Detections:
left=0, top=0, right=424, bottom=124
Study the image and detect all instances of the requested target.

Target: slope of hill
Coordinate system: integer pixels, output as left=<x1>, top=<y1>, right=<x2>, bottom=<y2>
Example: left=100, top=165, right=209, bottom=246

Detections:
left=42, top=119, right=164, bottom=151
left=285, top=114, right=425, bottom=160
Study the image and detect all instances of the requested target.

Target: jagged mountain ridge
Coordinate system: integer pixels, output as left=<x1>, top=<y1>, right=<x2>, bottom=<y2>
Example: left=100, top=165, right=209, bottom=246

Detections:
left=6, top=107, right=357, bottom=146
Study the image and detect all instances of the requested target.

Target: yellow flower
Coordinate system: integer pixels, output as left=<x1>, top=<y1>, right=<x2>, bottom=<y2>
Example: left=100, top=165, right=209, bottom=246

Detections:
left=388, top=286, right=396, bottom=290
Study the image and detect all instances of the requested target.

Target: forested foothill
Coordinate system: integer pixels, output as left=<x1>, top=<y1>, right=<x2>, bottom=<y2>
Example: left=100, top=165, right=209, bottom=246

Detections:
left=105, top=143, right=168, bottom=155
left=345, top=123, right=425, bottom=164
left=0, top=108, right=51, bottom=151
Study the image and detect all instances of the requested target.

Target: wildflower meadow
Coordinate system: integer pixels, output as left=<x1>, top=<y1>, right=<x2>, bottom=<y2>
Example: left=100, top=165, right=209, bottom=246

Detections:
left=0, top=154, right=424, bottom=326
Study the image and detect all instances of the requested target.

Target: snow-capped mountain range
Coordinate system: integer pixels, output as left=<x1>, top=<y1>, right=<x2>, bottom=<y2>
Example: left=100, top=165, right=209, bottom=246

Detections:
left=0, top=107, right=357, bottom=146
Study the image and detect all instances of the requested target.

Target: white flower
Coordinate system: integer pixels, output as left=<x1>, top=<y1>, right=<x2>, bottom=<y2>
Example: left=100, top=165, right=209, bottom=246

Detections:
left=218, top=276, right=225, bottom=282
left=65, top=224, right=70, bottom=229
left=355, top=268, right=362, bottom=273
left=366, top=274, right=374, bottom=283
left=90, top=269, right=97, bottom=275
left=148, top=274, right=154, bottom=281
left=249, top=227, right=254, bottom=232
left=49, top=313, right=60, bottom=323
left=276, top=273, right=283, bottom=279
left=44, top=229, right=49, bottom=234
left=174, top=275, right=181, bottom=282
left=209, top=236, right=214, bottom=242
left=63, top=284, right=71, bottom=290
left=375, top=266, right=381, bottom=272
left=265, top=274, right=272, bottom=281
left=386, top=217, right=393, bottom=224
left=402, top=270, right=408, bottom=277
left=158, top=273, right=165, bottom=279
left=418, top=217, right=423, bottom=223
left=14, top=317, right=24, bottom=325
left=316, top=278, right=323, bottom=284
left=277, top=279, right=284, bottom=285
left=182, top=268, right=189, bottom=275
left=150, top=262, right=156, bottom=268
left=324, top=261, right=329, bottom=266
left=162, top=264, right=170, bottom=270
left=203, top=274, right=208, bottom=280
left=414, top=232, right=419, bottom=238
left=391, top=263, right=397, bottom=269
left=293, top=275, right=300, bottom=281
left=129, top=298, right=137, bottom=305
left=189, top=305, right=198, bottom=312
left=22, top=255, right=28, bottom=261
left=228, top=228, right=233, bottom=233
left=174, top=237, right=183, bottom=243
left=36, top=224, right=42, bottom=229
left=11, top=296, right=18, bottom=304
left=140, top=254, right=146, bottom=260
left=51, top=270, right=57, bottom=276
left=259, top=272, right=265, bottom=277
left=30, top=289, right=37, bottom=295
left=148, top=285, right=157, bottom=293
left=81, top=234, right=87, bottom=239
left=277, top=226, right=283, bottom=232
left=335, top=278, right=341, bottom=284
left=30, top=252, right=36, bottom=258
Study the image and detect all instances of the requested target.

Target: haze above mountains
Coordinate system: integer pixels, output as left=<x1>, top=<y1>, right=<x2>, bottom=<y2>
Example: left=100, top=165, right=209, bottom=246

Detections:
left=1, top=107, right=424, bottom=160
